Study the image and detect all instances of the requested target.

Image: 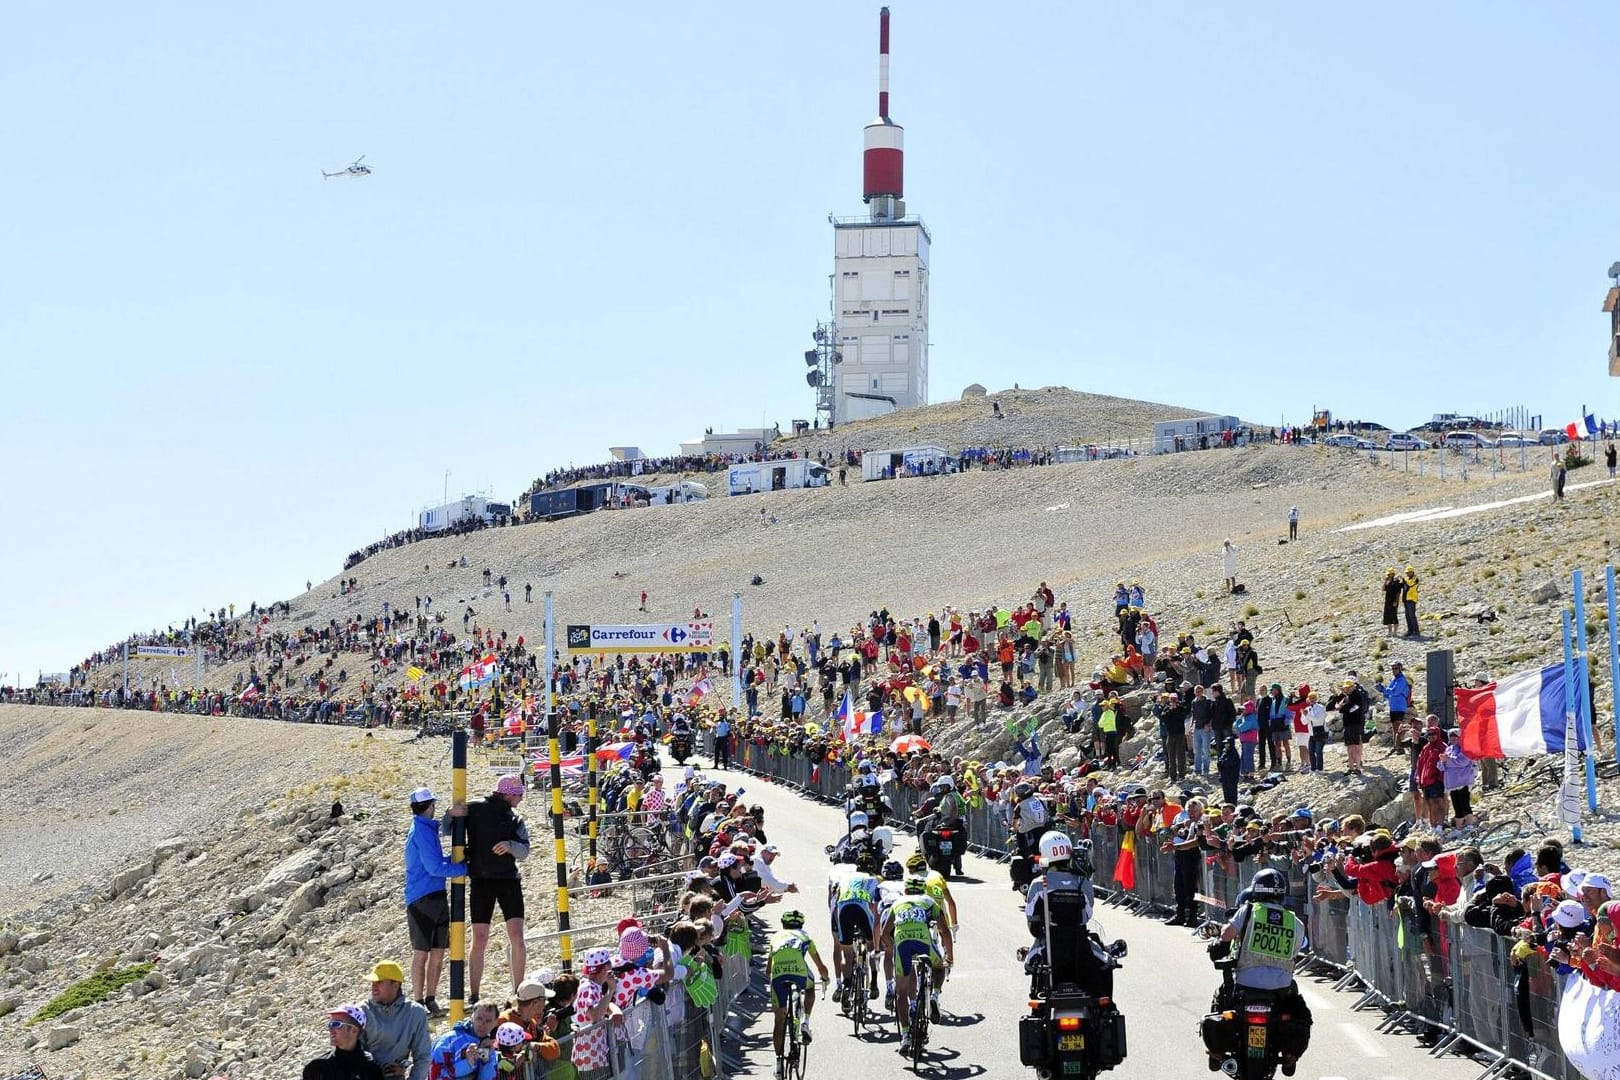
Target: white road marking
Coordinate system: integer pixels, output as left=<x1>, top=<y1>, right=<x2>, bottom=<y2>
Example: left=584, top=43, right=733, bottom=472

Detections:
left=1336, top=1020, right=1390, bottom=1057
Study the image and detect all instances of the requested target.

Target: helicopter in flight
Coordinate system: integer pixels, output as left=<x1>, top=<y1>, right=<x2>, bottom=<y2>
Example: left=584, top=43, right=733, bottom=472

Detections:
left=322, top=155, right=371, bottom=179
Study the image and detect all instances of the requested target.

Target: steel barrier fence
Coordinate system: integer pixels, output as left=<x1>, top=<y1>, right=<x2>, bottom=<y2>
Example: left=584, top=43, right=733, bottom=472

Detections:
left=715, top=739, right=1590, bottom=1079
left=1090, top=828, right=1583, bottom=1079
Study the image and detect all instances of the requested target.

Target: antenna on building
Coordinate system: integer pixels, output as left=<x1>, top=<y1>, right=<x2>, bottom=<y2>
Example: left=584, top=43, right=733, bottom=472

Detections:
left=863, top=7, right=904, bottom=222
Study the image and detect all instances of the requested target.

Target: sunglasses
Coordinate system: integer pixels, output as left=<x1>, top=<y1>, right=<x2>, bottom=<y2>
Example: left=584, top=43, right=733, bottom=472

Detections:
left=327, top=1020, right=357, bottom=1031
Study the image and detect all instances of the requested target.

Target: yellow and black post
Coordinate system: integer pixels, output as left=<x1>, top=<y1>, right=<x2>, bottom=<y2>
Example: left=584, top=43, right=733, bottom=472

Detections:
left=586, top=699, right=600, bottom=862
left=448, top=728, right=467, bottom=1022
left=545, top=593, right=572, bottom=970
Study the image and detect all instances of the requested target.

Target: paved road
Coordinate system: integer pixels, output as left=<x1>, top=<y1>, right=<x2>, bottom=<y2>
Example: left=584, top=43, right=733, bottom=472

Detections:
left=695, top=764, right=1489, bottom=1080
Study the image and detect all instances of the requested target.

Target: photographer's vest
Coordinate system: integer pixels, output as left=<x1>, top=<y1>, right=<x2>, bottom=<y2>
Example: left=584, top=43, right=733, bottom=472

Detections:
left=1235, top=902, right=1297, bottom=979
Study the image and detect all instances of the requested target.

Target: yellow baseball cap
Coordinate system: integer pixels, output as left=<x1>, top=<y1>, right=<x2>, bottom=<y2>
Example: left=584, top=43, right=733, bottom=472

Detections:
left=367, top=961, right=406, bottom=984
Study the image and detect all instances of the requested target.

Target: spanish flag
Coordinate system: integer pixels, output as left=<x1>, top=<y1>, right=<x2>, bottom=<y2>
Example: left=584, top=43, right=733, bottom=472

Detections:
left=1114, top=830, right=1137, bottom=892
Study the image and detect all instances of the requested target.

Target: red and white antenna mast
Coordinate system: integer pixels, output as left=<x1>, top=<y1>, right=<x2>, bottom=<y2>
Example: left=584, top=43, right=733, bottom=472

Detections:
left=862, top=6, right=904, bottom=220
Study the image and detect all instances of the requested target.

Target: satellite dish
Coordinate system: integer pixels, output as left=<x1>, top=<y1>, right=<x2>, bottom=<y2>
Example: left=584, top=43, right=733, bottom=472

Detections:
left=813, top=327, right=827, bottom=345
left=1609, top=261, right=1620, bottom=281
left=832, top=351, right=844, bottom=365
left=805, top=371, right=821, bottom=387
left=804, top=350, right=818, bottom=367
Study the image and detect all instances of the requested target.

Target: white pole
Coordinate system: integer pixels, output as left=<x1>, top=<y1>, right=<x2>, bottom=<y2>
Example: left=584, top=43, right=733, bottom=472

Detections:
left=122, top=642, right=129, bottom=693
left=732, top=593, right=744, bottom=711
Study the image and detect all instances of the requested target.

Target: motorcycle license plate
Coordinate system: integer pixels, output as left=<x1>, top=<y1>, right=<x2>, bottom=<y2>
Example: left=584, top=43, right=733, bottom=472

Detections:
left=1058, top=1034, right=1085, bottom=1052
left=939, top=841, right=953, bottom=854
left=1247, top=1025, right=1268, bottom=1049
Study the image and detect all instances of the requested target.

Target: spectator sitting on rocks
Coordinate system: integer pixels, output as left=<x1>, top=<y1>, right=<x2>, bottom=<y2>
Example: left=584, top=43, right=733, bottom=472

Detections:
left=428, top=1000, right=501, bottom=1080
left=305, top=1003, right=384, bottom=1080
left=362, top=961, right=431, bottom=1080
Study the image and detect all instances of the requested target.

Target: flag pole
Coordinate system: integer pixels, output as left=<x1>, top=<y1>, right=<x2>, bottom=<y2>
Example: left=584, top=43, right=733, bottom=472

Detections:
left=1573, top=569, right=1600, bottom=811
left=1562, top=608, right=1583, bottom=844
left=1608, top=561, right=1620, bottom=770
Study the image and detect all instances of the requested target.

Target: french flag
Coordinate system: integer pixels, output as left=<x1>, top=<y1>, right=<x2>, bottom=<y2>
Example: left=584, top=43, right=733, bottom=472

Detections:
left=1457, top=664, right=1588, bottom=759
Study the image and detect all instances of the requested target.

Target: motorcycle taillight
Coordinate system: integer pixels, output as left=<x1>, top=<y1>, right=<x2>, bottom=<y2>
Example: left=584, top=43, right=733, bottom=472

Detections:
left=1246, top=1012, right=1268, bottom=1025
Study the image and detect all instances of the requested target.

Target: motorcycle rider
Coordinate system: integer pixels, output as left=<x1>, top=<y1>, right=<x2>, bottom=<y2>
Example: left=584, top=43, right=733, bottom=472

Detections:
left=1207, top=867, right=1312, bottom=1076
left=845, top=770, right=894, bottom=827
left=1022, top=831, right=1114, bottom=1003
left=915, top=776, right=968, bottom=876
left=827, top=811, right=883, bottom=867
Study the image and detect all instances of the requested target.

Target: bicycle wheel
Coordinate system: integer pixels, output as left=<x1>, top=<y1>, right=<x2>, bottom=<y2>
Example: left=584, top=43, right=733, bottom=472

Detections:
left=910, top=968, right=930, bottom=1067
left=622, top=828, right=659, bottom=873
left=851, top=955, right=868, bottom=1034
left=791, top=989, right=810, bottom=1080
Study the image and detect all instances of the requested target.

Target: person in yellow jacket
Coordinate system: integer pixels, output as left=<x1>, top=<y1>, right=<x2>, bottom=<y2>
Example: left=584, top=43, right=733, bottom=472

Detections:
left=1402, top=566, right=1421, bottom=637
left=1099, top=699, right=1121, bottom=766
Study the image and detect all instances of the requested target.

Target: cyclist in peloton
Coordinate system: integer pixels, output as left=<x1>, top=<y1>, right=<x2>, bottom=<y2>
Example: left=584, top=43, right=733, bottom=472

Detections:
left=768, top=909, right=830, bottom=1078
left=876, top=858, right=907, bottom=1012
left=905, top=850, right=959, bottom=931
left=827, top=847, right=883, bottom=1006
left=879, top=875, right=954, bottom=1056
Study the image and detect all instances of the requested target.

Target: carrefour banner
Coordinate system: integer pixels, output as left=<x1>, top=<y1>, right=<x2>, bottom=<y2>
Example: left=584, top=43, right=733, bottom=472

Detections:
left=566, top=621, right=713, bottom=654
left=135, top=646, right=190, bottom=658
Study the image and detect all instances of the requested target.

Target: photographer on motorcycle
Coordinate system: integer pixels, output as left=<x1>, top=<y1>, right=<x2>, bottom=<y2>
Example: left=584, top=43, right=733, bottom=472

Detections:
left=1205, top=868, right=1312, bottom=1076
left=1022, top=832, right=1115, bottom=1002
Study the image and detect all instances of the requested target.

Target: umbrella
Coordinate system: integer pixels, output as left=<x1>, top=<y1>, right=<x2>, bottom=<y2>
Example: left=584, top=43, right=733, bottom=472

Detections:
left=902, top=686, right=927, bottom=706
left=891, top=734, right=931, bottom=755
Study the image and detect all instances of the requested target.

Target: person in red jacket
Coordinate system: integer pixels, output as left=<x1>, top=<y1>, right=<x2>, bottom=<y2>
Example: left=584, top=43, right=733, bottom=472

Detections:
left=1414, top=724, right=1449, bottom=826
left=1342, top=834, right=1401, bottom=905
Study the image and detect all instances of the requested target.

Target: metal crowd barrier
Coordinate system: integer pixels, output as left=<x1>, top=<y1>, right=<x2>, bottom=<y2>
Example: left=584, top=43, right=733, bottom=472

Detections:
left=1084, top=823, right=1581, bottom=1079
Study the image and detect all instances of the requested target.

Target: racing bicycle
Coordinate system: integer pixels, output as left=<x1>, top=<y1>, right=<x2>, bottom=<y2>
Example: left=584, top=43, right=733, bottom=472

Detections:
left=907, top=960, right=934, bottom=1069
left=844, top=935, right=875, bottom=1034
left=781, top=981, right=811, bottom=1080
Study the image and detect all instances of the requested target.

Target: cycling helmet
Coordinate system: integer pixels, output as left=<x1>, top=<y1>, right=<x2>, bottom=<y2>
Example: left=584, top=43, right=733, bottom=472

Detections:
left=905, top=851, right=928, bottom=873
left=780, top=910, right=806, bottom=929
left=1039, top=830, right=1073, bottom=865
left=495, top=1022, right=529, bottom=1048
left=903, top=877, right=927, bottom=895
left=1014, top=782, right=1035, bottom=800
left=1250, top=868, right=1286, bottom=901
left=1071, top=838, right=1095, bottom=880
left=882, top=859, right=904, bottom=881
left=847, top=810, right=870, bottom=830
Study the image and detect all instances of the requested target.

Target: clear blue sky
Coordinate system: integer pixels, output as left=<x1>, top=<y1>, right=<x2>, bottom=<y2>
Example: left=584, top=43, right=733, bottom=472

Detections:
left=4, top=2, right=1616, bottom=681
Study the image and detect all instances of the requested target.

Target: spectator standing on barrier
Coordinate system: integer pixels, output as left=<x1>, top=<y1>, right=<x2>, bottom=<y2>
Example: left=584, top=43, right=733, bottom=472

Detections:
left=362, top=961, right=431, bottom=1080
left=404, top=786, right=465, bottom=1014
left=465, top=775, right=531, bottom=1003
left=304, top=1003, right=385, bottom=1080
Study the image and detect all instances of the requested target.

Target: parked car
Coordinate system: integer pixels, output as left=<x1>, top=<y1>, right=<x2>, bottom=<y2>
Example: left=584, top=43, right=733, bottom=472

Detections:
left=1539, top=429, right=1571, bottom=445
left=1443, top=431, right=1493, bottom=450
left=1494, top=431, right=1534, bottom=448
left=1387, top=433, right=1432, bottom=451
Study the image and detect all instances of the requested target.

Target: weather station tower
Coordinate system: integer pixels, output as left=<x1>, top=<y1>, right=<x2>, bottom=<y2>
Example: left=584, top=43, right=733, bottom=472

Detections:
left=825, top=6, right=931, bottom=425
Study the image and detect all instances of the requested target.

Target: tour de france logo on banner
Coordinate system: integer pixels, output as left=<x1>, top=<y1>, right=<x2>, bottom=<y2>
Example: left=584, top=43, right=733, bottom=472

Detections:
left=566, top=625, right=592, bottom=650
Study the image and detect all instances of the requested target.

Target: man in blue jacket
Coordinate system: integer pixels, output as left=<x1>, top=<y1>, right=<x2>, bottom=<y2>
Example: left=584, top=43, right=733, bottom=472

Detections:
left=1374, top=662, right=1412, bottom=754
left=404, top=786, right=466, bottom=1015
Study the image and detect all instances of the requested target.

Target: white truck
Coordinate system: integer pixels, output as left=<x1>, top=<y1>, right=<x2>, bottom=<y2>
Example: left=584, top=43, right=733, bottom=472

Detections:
left=646, top=480, right=710, bottom=505
left=726, top=460, right=829, bottom=496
